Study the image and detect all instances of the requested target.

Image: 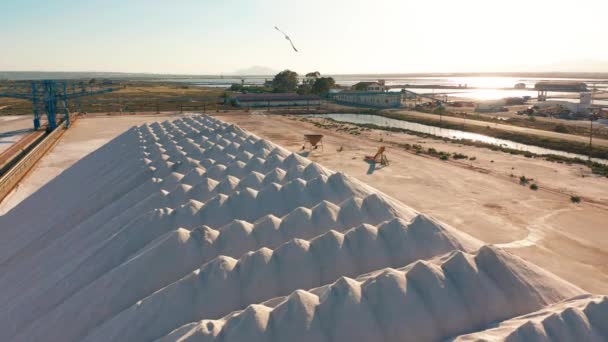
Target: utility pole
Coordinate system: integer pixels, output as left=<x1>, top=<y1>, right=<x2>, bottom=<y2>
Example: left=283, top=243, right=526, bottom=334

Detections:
left=589, top=115, right=594, bottom=161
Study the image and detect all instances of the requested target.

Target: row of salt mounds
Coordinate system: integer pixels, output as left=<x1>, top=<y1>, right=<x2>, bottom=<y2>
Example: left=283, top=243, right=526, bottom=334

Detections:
left=0, top=116, right=351, bottom=339
left=13, top=193, right=440, bottom=342
left=82, top=216, right=478, bottom=342
left=454, top=295, right=608, bottom=341
left=2, top=115, right=474, bottom=342
left=156, top=246, right=585, bottom=342
left=0, top=117, right=343, bottom=338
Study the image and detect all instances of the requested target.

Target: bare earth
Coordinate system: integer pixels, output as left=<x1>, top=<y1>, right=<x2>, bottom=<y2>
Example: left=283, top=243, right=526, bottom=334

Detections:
left=216, top=113, right=608, bottom=294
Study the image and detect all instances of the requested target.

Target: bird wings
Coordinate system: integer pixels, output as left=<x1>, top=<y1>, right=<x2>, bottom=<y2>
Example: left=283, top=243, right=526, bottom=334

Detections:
left=274, top=26, right=298, bottom=52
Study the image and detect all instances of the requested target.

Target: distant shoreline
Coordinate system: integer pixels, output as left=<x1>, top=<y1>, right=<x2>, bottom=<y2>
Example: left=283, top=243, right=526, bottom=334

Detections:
left=2, top=71, right=608, bottom=81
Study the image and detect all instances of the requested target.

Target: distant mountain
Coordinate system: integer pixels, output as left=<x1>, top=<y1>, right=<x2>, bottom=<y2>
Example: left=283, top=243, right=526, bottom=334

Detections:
left=229, top=66, right=279, bottom=76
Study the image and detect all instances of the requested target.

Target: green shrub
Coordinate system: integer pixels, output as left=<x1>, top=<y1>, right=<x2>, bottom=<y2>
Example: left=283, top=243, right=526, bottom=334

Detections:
left=530, top=183, right=538, bottom=190
left=554, top=123, right=569, bottom=133
left=519, top=176, right=529, bottom=185
left=439, top=154, right=449, bottom=160
left=570, top=195, right=581, bottom=203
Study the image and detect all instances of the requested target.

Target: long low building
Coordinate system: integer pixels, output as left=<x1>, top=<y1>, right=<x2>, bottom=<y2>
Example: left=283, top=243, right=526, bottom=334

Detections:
left=231, top=93, right=321, bottom=108
left=534, top=81, right=588, bottom=92
left=331, top=91, right=402, bottom=108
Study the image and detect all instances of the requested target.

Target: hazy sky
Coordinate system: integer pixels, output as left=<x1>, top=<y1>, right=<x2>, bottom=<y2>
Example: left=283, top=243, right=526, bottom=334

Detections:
left=1, top=0, right=607, bottom=74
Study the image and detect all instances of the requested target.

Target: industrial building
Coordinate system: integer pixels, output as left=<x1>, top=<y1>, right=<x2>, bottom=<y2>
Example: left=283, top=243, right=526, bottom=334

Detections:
left=231, top=93, right=321, bottom=108
left=352, top=80, right=387, bottom=92
left=332, top=91, right=402, bottom=108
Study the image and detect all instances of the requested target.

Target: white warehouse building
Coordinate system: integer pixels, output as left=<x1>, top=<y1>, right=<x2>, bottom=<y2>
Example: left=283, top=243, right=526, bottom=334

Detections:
left=332, top=91, right=402, bottom=108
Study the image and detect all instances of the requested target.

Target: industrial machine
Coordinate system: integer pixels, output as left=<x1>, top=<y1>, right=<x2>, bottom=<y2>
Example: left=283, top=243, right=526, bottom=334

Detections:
left=0, top=80, right=117, bottom=131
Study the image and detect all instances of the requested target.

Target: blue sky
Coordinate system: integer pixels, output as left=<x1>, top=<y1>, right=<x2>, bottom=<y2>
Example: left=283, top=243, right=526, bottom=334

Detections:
left=1, top=0, right=607, bottom=74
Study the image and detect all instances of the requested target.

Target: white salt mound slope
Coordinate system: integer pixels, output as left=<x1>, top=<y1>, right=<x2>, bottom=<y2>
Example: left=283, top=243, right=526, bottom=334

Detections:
left=453, top=295, right=608, bottom=342
left=0, top=115, right=602, bottom=342
left=157, top=246, right=584, bottom=342
left=84, top=216, right=472, bottom=342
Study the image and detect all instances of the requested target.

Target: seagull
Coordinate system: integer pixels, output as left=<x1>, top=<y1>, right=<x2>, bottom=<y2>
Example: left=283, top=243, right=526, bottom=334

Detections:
left=275, top=26, right=298, bottom=52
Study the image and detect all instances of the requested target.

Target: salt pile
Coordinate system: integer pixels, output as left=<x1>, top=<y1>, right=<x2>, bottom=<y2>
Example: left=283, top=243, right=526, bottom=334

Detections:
left=154, top=246, right=584, bottom=342
left=0, top=115, right=604, bottom=342
left=454, top=295, right=608, bottom=341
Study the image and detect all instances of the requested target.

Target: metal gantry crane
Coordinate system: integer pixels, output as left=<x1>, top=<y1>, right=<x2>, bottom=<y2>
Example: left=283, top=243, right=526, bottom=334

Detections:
left=0, top=80, right=118, bottom=131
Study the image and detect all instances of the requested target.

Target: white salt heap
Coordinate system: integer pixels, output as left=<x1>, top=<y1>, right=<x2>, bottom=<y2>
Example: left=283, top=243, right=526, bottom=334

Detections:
left=0, top=115, right=604, bottom=342
left=156, top=246, right=585, bottom=342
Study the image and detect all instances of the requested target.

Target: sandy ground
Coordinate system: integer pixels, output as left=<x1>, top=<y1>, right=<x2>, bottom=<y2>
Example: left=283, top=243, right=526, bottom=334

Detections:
left=0, top=114, right=187, bottom=214
left=0, top=115, right=33, bottom=153
left=216, top=113, right=608, bottom=294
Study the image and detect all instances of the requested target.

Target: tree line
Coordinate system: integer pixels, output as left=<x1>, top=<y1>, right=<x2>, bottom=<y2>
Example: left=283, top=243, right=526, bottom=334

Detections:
left=231, top=70, right=335, bottom=96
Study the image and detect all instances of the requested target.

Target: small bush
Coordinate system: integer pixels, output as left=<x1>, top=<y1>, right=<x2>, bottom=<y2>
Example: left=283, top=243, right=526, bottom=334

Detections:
left=469, top=156, right=476, bottom=161
left=453, top=153, right=468, bottom=160
left=530, top=183, right=538, bottom=190
left=554, top=123, right=569, bottom=133
left=570, top=195, right=581, bottom=203
left=519, top=176, right=529, bottom=185
left=439, top=154, right=449, bottom=160
left=524, top=153, right=533, bottom=158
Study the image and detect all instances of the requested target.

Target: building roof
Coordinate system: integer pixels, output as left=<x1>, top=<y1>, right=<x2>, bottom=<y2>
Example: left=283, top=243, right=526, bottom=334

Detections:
left=334, top=91, right=400, bottom=96
left=534, top=81, right=587, bottom=90
left=234, top=93, right=320, bottom=102
left=353, top=81, right=382, bottom=87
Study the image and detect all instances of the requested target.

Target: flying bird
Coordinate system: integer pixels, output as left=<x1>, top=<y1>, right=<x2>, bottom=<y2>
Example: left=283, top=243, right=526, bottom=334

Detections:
left=275, top=26, right=298, bottom=52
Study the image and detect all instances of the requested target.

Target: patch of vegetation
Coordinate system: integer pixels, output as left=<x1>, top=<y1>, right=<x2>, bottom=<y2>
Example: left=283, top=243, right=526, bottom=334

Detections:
left=554, top=123, right=570, bottom=133
left=530, top=183, right=538, bottom=191
left=570, top=195, right=581, bottom=203
left=377, top=112, right=608, bottom=160
left=317, top=116, right=608, bottom=177
left=519, top=176, right=530, bottom=185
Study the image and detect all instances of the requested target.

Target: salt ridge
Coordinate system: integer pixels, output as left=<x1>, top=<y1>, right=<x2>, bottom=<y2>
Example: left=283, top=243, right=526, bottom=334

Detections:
left=0, top=117, right=390, bottom=339
left=83, top=216, right=472, bottom=342
left=156, top=246, right=584, bottom=342
left=454, top=295, right=608, bottom=341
